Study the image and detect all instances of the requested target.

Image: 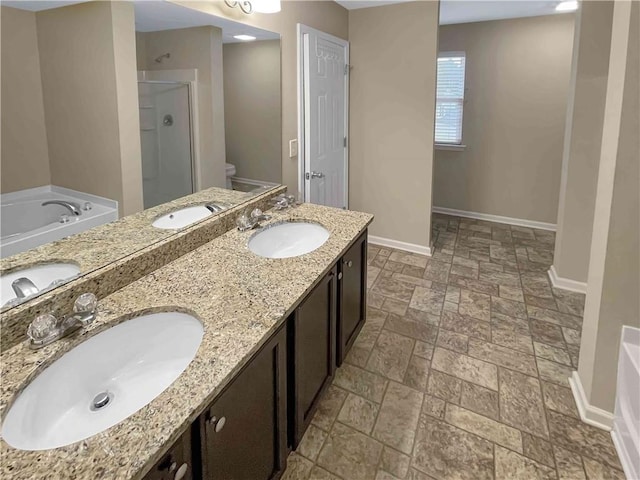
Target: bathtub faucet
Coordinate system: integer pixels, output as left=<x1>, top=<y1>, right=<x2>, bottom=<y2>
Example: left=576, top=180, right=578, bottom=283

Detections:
left=12, top=278, right=39, bottom=299
left=42, top=200, right=82, bottom=216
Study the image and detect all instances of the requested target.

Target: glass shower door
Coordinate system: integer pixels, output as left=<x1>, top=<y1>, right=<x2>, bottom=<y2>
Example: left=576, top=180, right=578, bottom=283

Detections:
left=138, top=81, right=194, bottom=209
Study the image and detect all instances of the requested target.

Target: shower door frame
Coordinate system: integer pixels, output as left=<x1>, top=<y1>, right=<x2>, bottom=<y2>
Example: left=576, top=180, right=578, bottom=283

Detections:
left=138, top=73, right=201, bottom=196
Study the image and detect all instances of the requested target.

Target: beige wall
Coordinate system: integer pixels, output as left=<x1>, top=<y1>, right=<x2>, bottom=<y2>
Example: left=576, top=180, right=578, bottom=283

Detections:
left=1, top=7, right=51, bottom=193
left=170, top=0, right=349, bottom=195
left=553, top=2, right=614, bottom=284
left=578, top=0, right=639, bottom=414
left=434, top=14, right=575, bottom=224
left=349, top=2, right=439, bottom=249
left=137, top=26, right=227, bottom=190
left=37, top=1, right=143, bottom=215
left=223, top=40, right=281, bottom=184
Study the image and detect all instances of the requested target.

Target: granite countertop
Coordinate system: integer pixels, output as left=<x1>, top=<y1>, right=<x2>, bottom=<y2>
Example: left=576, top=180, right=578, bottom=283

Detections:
left=0, top=186, right=255, bottom=280
left=0, top=202, right=373, bottom=479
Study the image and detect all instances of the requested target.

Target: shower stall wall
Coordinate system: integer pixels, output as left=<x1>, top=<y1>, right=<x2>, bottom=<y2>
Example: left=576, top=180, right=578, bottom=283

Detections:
left=137, top=70, right=199, bottom=209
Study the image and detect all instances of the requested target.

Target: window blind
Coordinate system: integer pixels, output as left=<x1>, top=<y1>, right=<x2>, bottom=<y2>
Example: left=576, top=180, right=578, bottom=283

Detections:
left=435, top=53, right=466, bottom=145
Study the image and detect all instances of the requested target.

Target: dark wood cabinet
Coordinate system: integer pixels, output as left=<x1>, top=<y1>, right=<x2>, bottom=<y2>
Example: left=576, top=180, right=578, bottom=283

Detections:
left=289, top=266, right=337, bottom=448
left=142, top=427, right=194, bottom=480
left=200, top=323, right=288, bottom=480
left=142, top=228, right=368, bottom=480
left=337, top=231, right=368, bottom=366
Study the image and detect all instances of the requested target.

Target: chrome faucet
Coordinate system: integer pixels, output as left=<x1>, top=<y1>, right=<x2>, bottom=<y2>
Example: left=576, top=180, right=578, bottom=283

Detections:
left=12, top=278, right=39, bottom=299
left=26, top=293, right=98, bottom=349
left=236, top=208, right=272, bottom=232
left=271, top=194, right=297, bottom=210
left=42, top=200, right=82, bottom=216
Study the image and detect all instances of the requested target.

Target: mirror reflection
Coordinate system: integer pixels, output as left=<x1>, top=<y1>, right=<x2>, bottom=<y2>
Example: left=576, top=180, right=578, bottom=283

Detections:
left=0, top=0, right=282, bottom=309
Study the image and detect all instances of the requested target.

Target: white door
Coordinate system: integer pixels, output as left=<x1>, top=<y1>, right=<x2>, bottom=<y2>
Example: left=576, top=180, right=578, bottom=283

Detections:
left=299, top=25, right=349, bottom=209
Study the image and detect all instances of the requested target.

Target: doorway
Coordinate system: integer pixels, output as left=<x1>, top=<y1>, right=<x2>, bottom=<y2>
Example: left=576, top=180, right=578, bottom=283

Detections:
left=297, top=25, right=349, bottom=209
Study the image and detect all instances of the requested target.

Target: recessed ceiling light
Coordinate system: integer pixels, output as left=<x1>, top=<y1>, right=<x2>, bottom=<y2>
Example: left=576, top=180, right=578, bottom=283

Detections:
left=233, top=35, right=257, bottom=41
left=556, top=1, right=578, bottom=12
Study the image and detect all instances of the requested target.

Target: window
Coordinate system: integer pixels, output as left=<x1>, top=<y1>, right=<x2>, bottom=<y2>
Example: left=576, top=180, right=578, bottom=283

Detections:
left=435, top=52, right=466, bottom=145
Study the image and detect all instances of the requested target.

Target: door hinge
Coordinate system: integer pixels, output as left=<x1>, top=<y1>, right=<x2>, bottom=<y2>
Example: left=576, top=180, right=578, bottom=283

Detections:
left=344, top=136, right=348, bottom=148
left=344, top=64, right=350, bottom=75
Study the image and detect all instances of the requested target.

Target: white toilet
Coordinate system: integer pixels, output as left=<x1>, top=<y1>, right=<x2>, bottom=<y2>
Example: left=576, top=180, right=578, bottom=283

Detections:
left=225, top=163, right=236, bottom=189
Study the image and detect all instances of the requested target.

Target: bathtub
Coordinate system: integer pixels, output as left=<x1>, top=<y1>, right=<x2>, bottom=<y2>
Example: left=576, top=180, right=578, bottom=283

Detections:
left=1, top=186, right=118, bottom=258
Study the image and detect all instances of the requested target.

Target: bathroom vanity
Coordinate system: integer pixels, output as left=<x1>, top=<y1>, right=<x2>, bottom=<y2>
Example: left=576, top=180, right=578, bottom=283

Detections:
left=0, top=202, right=372, bottom=480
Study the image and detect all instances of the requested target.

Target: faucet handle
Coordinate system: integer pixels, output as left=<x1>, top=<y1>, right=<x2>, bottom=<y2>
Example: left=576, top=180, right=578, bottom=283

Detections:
left=27, top=314, right=57, bottom=341
left=74, top=293, right=97, bottom=315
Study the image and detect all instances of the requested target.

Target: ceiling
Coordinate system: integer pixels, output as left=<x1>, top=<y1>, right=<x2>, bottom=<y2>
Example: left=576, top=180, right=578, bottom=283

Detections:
left=335, top=0, right=575, bottom=25
left=1, top=0, right=280, bottom=43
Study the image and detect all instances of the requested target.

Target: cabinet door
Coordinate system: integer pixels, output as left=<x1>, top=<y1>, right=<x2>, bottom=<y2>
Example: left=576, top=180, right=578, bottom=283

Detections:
left=142, top=427, right=194, bottom=480
left=200, top=324, right=287, bottom=480
left=291, top=266, right=337, bottom=447
left=337, top=230, right=368, bottom=366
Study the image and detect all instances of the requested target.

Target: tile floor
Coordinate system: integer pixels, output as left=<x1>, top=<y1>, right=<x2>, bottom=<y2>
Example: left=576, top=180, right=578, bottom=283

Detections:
left=281, top=214, right=626, bottom=480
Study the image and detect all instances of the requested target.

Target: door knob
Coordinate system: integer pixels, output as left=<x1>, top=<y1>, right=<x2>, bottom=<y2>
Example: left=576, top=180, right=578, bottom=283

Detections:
left=305, top=171, right=325, bottom=180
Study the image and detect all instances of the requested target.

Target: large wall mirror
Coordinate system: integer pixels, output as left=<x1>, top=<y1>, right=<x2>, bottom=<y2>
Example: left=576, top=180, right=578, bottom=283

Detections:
left=0, top=0, right=282, bottom=311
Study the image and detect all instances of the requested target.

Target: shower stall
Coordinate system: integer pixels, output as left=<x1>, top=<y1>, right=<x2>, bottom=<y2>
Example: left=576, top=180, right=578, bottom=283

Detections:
left=138, top=70, right=198, bottom=209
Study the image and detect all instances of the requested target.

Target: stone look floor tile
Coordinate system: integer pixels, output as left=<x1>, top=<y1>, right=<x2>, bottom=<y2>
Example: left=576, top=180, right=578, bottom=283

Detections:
left=547, top=410, right=622, bottom=469
left=494, top=445, right=556, bottom=480
left=316, top=422, right=383, bottom=480
left=366, top=330, right=414, bottom=382
left=283, top=217, right=625, bottom=480
left=372, top=381, right=423, bottom=454
left=440, top=310, right=491, bottom=341
left=522, top=432, right=555, bottom=467
left=333, top=364, right=387, bottom=404
left=385, top=314, right=438, bottom=343
left=403, top=355, right=430, bottom=391
left=282, top=453, right=314, bottom=480
left=427, top=370, right=462, bottom=403
left=436, top=329, right=468, bottom=353
left=458, top=289, right=491, bottom=321
left=337, top=393, right=379, bottom=435
left=432, top=347, right=498, bottom=390
left=311, top=385, right=349, bottom=431
left=491, top=296, right=528, bottom=319
left=308, top=466, right=342, bottom=480
left=413, top=417, right=494, bottom=480
left=460, top=381, right=499, bottom=420
left=468, top=337, right=538, bottom=376
left=537, top=358, right=573, bottom=386
left=541, top=381, right=579, bottom=418
left=499, top=367, right=549, bottom=438
left=409, top=287, right=445, bottom=315
left=445, top=403, right=523, bottom=452
left=554, top=445, right=587, bottom=480
left=298, top=424, right=329, bottom=462
left=380, top=446, right=410, bottom=479
left=582, top=457, right=626, bottom=480
left=534, top=341, right=572, bottom=366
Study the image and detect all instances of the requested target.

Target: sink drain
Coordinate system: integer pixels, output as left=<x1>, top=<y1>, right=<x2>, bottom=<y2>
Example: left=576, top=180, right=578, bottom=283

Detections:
left=90, top=391, right=113, bottom=411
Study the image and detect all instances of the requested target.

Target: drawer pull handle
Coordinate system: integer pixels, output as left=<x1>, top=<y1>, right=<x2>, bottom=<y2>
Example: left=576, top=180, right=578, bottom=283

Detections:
left=208, top=415, right=226, bottom=433
left=337, top=272, right=343, bottom=280
left=346, top=260, right=353, bottom=268
left=174, top=463, right=188, bottom=480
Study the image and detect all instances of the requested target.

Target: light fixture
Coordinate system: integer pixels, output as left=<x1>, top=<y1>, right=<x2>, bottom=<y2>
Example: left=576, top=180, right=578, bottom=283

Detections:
left=555, top=1, right=578, bottom=12
left=224, top=0, right=280, bottom=14
left=233, top=34, right=257, bottom=41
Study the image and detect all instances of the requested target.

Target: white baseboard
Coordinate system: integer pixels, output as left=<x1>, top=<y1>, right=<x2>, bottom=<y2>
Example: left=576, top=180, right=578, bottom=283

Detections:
left=569, top=371, right=614, bottom=431
left=612, top=428, right=639, bottom=480
left=432, top=206, right=556, bottom=231
left=369, top=235, right=432, bottom=256
left=548, top=265, right=588, bottom=294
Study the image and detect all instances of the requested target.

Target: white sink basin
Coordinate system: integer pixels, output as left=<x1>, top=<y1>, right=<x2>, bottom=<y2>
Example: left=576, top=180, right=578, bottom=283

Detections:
left=1, top=263, right=81, bottom=307
left=152, top=204, right=227, bottom=230
left=248, top=222, right=330, bottom=259
left=1, top=312, right=203, bottom=451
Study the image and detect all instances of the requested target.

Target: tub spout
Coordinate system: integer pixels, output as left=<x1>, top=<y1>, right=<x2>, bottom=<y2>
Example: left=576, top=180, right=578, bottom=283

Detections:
left=42, top=200, right=82, bottom=216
